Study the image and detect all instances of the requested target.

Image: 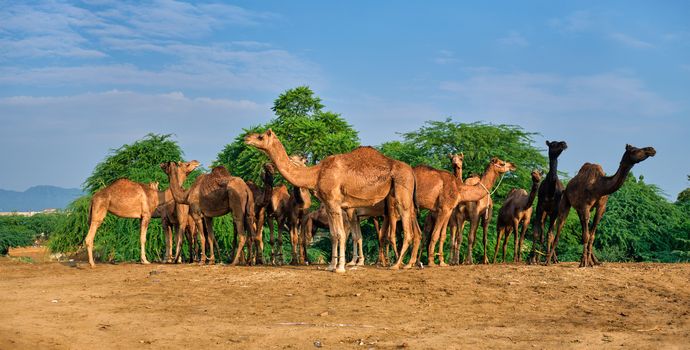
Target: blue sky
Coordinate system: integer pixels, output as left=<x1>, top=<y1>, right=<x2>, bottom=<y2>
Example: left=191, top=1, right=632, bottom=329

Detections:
left=1, top=1, right=688, bottom=198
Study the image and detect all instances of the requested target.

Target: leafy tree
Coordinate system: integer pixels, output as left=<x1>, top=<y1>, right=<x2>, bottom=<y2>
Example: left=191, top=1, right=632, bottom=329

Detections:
left=215, top=86, right=360, bottom=183
left=677, top=175, right=690, bottom=204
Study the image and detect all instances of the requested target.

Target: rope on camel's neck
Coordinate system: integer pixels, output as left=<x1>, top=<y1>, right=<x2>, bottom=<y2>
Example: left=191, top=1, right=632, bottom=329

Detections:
left=478, top=172, right=506, bottom=197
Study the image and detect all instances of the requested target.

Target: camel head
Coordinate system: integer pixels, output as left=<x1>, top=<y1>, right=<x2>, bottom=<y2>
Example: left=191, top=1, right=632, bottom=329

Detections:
left=531, top=169, right=543, bottom=183
left=490, top=157, right=517, bottom=174
left=159, top=160, right=200, bottom=178
left=623, top=144, right=656, bottom=164
left=262, top=162, right=276, bottom=174
left=545, top=140, right=568, bottom=157
left=244, top=129, right=277, bottom=151
left=449, top=153, right=464, bottom=169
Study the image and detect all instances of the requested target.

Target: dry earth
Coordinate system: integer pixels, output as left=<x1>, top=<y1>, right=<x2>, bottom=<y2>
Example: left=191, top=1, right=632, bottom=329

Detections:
left=0, top=252, right=688, bottom=349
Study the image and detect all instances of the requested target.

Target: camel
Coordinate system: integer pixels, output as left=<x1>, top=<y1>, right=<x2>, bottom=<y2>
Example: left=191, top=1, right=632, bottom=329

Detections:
left=152, top=200, right=197, bottom=263
left=245, top=163, right=275, bottom=264
left=418, top=157, right=516, bottom=265
left=530, top=140, right=567, bottom=264
left=245, top=129, right=421, bottom=273
left=85, top=161, right=199, bottom=267
left=285, top=155, right=313, bottom=265
left=549, top=144, right=656, bottom=267
left=347, top=201, right=393, bottom=266
left=161, top=162, right=256, bottom=265
left=493, top=169, right=542, bottom=263
left=265, top=184, right=290, bottom=264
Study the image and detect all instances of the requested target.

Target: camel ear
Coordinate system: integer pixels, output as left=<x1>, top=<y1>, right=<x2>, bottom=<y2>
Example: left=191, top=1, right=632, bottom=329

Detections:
left=491, top=157, right=499, bottom=163
left=459, top=152, right=464, bottom=158
left=545, top=140, right=551, bottom=147
left=448, top=153, right=453, bottom=159
left=159, top=162, right=167, bottom=170
left=266, top=129, right=273, bottom=136
left=625, top=144, right=633, bottom=151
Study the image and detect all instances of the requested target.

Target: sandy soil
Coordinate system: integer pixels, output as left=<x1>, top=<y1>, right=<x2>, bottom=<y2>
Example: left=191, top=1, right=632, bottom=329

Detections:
left=0, top=258, right=688, bottom=349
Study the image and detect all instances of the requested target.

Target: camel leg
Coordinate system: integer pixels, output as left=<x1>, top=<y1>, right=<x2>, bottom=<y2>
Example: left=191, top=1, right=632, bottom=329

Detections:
left=428, top=209, right=451, bottom=267
left=530, top=207, right=547, bottom=264
left=453, top=215, right=466, bottom=265
left=512, top=219, right=520, bottom=263
left=373, top=217, right=387, bottom=266
left=255, top=209, right=265, bottom=265
left=574, top=208, right=591, bottom=268
left=588, top=201, right=607, bottom=266
left=202, top=217, right=219, bottom=265
left=389, top=215, right=411, bottom=270
left=174, top=220, right=185, bottom=263
left=139, top=214, right=151, bottom=265
left=463, top=215, right=480, bottom=264
left=493, top=226, right=504, bottom=263
left=502, top=226, right=512, bottom=263
left=438, top=217, right=450, bottom=266
left=289, top=223, right=299, bottom=265
left=85, top=199, right=107, bottom=268
left=546, top=198, right=570, bottom=266
left=230, top=212, right=247, bottom=266
left=449, top=218, right=458, bottom=265
left=517, top=218, right=529, bottom=262
left=324, top=204, right=347, bottom=273
left=350, top=213, right=365, bottom=266
left=481, top=207, right=491, bottom=264
left=194, top=217, right=206, bottom=265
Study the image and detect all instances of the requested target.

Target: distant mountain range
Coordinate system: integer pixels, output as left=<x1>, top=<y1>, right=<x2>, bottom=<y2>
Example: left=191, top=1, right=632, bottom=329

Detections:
left=0, top=186, right=84, bottom=212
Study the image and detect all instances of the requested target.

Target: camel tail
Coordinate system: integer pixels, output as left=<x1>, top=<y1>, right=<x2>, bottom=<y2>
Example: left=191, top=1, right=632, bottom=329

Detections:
left=87, top=199, right=93, bottom=229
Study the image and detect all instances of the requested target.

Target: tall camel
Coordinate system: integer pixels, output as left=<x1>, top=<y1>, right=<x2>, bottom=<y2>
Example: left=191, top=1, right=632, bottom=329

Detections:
left=161, top=162, right=256, bottom=265
left=85, top=161, right=198, bottom=267
left=530, top=140, right=567, bottom=264
left=549, top=144, right=655, bottom=267
left=246, top=163, right=275, bottom=264
left=440, top=158, right=516, bottom=265
left=493, top=169, right=542, bottom=263
left=245, top=129, right=421, bottom=273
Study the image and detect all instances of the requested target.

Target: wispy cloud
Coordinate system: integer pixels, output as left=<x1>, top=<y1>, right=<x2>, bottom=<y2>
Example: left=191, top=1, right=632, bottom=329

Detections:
left=609, top=33, right=654, bottom=49
left=548, top=11, right=592, bottom=32
left=433, top=50, right=459, bottom=65
left=497, top=31, right=529, bottom=47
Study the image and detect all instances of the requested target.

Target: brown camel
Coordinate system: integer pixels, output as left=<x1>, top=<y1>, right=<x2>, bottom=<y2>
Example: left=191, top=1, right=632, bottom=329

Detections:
left=348, top=201, right=393, bottom=266
left=245, top=129, right=421, bottom=273
left=493, top=169, right=542, bottom=263
left=285, top=155, right=313, bottom=265
left=549, top=144, right=656, bottom=267
left=266, top=184, right=290, bottom=264
left=85, top=161, right=199, bottom=267
left=246, top=163, right=275, bottom=264
left=301, top=204, right=356, bottom=263
left=415, top=157, right=516, bottom=266
left=530, top=140, right=567, bottom=264
left=161, top=162, right=256, bottom=265
left=152, top=200, right=197, bottom=263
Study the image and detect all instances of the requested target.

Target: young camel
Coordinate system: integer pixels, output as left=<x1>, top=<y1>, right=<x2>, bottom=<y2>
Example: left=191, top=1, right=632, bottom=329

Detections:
left=493, top=169, right=542, bottom=263
left=153, top=200, right=197, bottom=263
left=85, top=161, right=198, bottom=267
left=442, top=158, right=516, bottom=265
left=549, top=144, right=656, bottom=267
left=246, top=163, right=275, bottom=264
left=266, top=184, right=290, bottom=264
left=161, top=162, right=257, bottom=265
left=285, top=155, right=313, bottom=265
left=245, top=129, right=421, bottom=273
left=530, top=140, right=567, bottom=264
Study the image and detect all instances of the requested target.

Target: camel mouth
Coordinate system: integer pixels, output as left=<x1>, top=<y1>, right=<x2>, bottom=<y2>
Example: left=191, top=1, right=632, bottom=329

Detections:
left=646, top=148, right=657, bottom=157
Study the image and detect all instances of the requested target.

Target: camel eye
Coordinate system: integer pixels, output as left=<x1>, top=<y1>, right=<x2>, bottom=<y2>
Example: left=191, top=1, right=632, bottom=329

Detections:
left=258, top=135, right=264, bottom=140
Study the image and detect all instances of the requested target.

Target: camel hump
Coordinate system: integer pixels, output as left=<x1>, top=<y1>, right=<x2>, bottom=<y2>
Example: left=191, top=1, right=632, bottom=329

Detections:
left=464, top=176, right=481, bottom=185
left=506, top=188, right=527, bottom=199
left=577, top=163, right=605, bottom=177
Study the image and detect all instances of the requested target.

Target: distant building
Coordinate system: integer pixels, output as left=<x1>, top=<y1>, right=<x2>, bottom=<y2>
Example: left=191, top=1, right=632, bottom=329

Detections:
left=0, top=208, right=59, bottom=217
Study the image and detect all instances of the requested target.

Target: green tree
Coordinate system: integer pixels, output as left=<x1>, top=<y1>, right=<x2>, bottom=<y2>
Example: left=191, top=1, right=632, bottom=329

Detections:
left=215, top=86, right=360, bottom=183
left=677, top=175, right=690, bottom=204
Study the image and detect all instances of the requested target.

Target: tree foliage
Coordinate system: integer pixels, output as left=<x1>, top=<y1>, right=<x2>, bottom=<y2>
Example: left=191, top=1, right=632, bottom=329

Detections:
left=215, top=86, right=360, bottom=183
left=0, top=213, right=63, bottom=254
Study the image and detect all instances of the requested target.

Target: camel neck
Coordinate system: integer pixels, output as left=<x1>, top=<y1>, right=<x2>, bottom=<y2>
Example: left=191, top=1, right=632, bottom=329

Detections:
left=598, top=159, right=634, bottom=196
left=452, top=164, right=463, bottom=183
left=264, top=139, right=320, bottom=190
left=547, top=155, right=559, bottom=180
left=168, top=167, right=191, bottom=204
left=456, top=163, right=499, bottom=203
left=525, top=179, right=540, bottom=210
left=157, top=189, right=174, bottom=205
left=260, top=171, right=274, bottom=207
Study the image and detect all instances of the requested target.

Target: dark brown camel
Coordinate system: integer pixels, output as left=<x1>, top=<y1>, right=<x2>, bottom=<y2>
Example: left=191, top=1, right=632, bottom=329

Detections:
left=246, top=129, right=421, bottom=273
left=493, top=169, right=542, bottom=263
left=549, top=144, right=656, bottom=267
left=245, top=163, right=275, bottom=264
left=530, top=140, right=568, bottom=264
left=266, top=184, right=290, bottom=265
left=284, top=155, right=312, bottom=265
left=85, top=161, right=198, bottom=267
left=161, top=162, right=256, bottom=265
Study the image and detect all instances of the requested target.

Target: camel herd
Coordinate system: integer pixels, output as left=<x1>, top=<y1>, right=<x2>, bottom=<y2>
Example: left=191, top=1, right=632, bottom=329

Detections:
left=85, top=129, right=656, bottom=272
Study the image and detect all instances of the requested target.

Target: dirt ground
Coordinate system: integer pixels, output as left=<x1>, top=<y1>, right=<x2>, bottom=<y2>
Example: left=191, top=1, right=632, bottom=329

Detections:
left=0, top=255, right=688, bottom=349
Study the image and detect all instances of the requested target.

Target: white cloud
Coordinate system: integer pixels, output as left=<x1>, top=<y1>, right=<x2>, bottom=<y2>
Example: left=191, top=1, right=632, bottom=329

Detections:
left=433, top=50, right=459, bottom=65
left=548, top=11, right=593, bottom=32
left=497, top=31, right=529, bottom=47
left=609, top=33, right=654, bottom=49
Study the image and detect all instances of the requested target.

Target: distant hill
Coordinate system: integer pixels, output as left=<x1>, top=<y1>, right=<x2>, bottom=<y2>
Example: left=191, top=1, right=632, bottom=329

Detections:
left=0, top=186, right=84, bottom=212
